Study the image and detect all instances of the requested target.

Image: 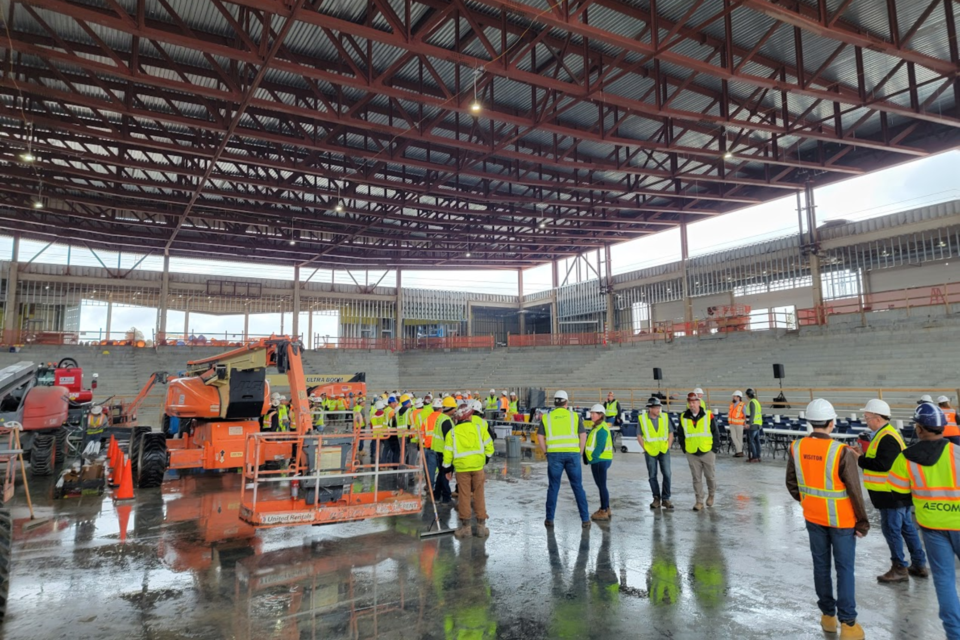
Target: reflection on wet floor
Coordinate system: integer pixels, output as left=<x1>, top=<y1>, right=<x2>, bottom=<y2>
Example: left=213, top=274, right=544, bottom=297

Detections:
left=0, top=453, right=947, bottom=639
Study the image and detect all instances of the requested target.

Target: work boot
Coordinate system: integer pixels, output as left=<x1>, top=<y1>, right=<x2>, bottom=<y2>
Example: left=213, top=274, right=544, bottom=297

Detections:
left=877, top=564, right=908, bottom=583
left=650, top=498, right=661, bottom=509
left=706, top=495, right=715, bottom=508
left=591, top=509, right=610, bottom=521
left=662, top=500, right=674, bottom=510
left=839, top=621, right=864, bottom=640
left=544, top=519, right=554, bottom=528
left=454, top=519, right=472, bottom=539
left=908, top=564, right=929, bottom=578
left=474, top=519, right=490, bottom=538
left=606, top=508, right=612, bottom=518
left=692, top=502, right=704, bottom=512
left=582, top=520, right=591, bottom=530
left=820, top=614, right=838, bottom=633
left=734, top=452, right=744, bottom=458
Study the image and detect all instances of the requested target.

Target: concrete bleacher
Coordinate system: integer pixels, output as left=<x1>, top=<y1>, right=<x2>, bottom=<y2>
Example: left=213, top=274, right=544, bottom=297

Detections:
left=3, top=311, right=958, bottom=422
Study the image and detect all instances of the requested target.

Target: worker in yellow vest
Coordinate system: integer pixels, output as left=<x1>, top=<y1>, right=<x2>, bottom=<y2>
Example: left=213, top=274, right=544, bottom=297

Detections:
left=603, top=391, right=621, bottom=427
left=432, top=397, right=458, bottom=503
left=745, top=388, right=763, bottom=462
left=484, top=390, right=498, bottom=414
left=443, top=403, right=494, bottom=538
left=727, top=391, right=746, bottom=458
left=585, top=404, right=614, bottom=521
left=639, top=397, right=674, bottom=510
left=471, top=400, right=494, bottom=441
left=391, top=394, right=412, bottom=466
left=416, top=395, right=437, bottom=489
left=537, top=390, right=590, bottom=529
left=353, top=395, right=367, bottom=454
left=851, top=399, right=927, bottom=583
left=786, top=399, right=869, bottom=640
left=83, top=405, right=108, bottom=453
left=310, top=396, right=325, bottom=432
left=888, top=402, right=960, bottom=640
left=677, top=391, right=720, bottom=512
left=371, top=400, right=387, bottom=463
left=508, top=392, right=520, bottom=421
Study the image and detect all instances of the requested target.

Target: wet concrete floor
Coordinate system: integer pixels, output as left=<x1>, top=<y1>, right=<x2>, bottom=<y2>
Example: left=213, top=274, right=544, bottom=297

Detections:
left=0, top=448, right=948, bottom=639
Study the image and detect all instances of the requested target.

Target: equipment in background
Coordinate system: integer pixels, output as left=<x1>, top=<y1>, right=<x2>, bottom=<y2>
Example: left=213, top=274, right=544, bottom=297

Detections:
left=653, top=367, right=663, bottom=396
left=125, top=336, right=313, bottom=489
left=705, top=304, right=751, bottom=332
left=771, top=363, right=790, bottom=409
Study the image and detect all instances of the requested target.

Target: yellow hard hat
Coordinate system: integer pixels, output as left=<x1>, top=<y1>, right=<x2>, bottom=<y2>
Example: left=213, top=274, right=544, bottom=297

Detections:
left=441, top=396, right=458, bottom=409
left=400, top=393, right=411, bottom=404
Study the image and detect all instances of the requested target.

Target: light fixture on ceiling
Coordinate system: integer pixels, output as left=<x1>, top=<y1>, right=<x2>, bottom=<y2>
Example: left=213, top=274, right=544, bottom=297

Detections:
left=469, top=66, right=483, bottom=114
left=723, top=151, right=733, bottom=159
left=538, top=219, right=546, bottom=229
left=466, top=251, right=472, bottom=258
left=20, top=122, right=36, bottom=163
left=32, top=177, right=44, bottom=209
left=20, top=150, right=36, bottom=163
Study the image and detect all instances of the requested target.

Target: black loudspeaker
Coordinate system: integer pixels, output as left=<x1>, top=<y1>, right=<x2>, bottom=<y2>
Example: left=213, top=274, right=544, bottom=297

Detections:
left=773, top=364, right=785, bottom=379
left=653, top=367, right=663, bottom=381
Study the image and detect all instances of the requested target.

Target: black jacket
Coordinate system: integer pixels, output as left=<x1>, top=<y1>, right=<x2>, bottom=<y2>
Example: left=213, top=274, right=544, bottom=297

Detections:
left=857, top=427, right=913, bottom=509
left=677, top=408, right=720, bottom=455
left=903, top=438, right=951, bottom=466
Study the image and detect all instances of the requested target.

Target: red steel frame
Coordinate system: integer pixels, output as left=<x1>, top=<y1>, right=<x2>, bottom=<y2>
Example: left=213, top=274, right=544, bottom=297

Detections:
left=0, top=0, right=957, bottom=268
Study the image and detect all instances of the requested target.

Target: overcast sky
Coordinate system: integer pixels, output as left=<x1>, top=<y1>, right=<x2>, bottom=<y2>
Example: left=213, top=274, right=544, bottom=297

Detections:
left=9, top=149, right=959, bottom=340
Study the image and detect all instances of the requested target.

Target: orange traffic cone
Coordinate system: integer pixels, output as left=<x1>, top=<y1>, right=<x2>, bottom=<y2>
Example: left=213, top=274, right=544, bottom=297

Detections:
left=115, top=455, right=135, bottom=501
left=116, top=503, right=132, bottom=543
left=108, top=434, right=117, bottom=460
left=110, top=451, right=123, bottom=488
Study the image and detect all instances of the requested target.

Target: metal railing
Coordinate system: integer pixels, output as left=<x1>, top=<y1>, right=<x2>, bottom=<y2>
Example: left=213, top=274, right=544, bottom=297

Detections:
left=799, top=282, right=960, bottom=326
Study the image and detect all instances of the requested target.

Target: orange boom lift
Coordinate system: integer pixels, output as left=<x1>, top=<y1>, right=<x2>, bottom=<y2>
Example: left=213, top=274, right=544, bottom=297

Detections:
left=129, top=336, right=313, bottom=487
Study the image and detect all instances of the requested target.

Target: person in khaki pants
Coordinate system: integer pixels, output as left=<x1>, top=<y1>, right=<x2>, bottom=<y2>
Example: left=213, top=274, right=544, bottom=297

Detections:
left=728, top=391, right=746, bottom=458
left=443, top=403, right=495, bottom=538
left=677, top=391, right=720, bottom=511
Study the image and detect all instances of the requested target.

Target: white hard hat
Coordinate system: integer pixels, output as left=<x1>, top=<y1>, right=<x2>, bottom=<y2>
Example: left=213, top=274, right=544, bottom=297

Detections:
left=589, top=403, right=605, bottom=414
left=279, top=395, right=287, bottom=402
left=501, top=390, right=508, bottom=395
left=490, top=389, right=496, bottom=395
left=861, top=399, right=891, bottom=417
left=693, top=387, right=704, bottom=395
left=510, top=391, right=517, bottom=397
left=414, top=399, right=424, bottom=408
left=472, top=400, right=483, bottom=412
left=805, top=398, right=837, bottom=422
left=920, top=394, right=934, bottom=403
left=271, top=392, right=281, bottom=401
left=91, top=405, right=103, bottom=415
left=554, top=390, right=568, bottom=401
left=374, top=400, right=385, bottom=410
left=938, top=395, right=951, bottom=404
left=432, top=398, right=443, bottom=409
left=732, top=390, right=743, bottom=397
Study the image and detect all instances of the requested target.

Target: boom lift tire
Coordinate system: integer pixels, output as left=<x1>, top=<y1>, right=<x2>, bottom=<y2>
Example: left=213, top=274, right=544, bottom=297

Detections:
left=0, top=509, right=11, bottom=621
left=29, top=433, right=56, bottom=476
left=136, top=433, right=168, bottom=489
left=129, top=426, right=152, bottom=476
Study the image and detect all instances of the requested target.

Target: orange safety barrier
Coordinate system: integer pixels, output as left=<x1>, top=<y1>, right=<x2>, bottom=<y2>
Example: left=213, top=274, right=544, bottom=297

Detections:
left=799, top=282, right=960, bottom=326
left=2, top=330, right=80, bottom=346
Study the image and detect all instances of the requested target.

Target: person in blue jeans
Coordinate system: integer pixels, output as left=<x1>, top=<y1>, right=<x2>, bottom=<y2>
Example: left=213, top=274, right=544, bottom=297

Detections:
left=639, top=396, right=674, bottom=510
left=851, top=399, right=928, bottom=582
left=584, top=404, right=613, bottom=521
left=537, top=390, right=590, bottom=529
left=786, top=399, right=869, bottom=640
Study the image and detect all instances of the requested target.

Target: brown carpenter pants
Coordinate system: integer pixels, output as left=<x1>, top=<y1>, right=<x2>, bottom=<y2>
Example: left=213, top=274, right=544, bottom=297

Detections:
left=455, top=470, right=488, bottom=521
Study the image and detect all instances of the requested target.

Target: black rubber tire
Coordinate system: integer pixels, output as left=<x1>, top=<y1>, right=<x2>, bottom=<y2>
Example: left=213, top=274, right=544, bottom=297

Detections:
left=30, top=433, right=56, bottom=476
left=136, top=434, right=168, bottom=489
left=129, top=426, right=151, bottom=476
left=55, top=426, right=68, bottom=465
left=621, top=446, right=628, bottom=453
left=160, top=415, right=172, bottom=438
left=57, top=357, right=79, bottom=369
left=0, top=509, right=11, bottom=621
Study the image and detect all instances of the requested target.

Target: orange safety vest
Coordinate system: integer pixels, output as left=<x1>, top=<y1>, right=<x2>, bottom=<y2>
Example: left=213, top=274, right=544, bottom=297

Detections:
left=499, top=397, right=509, bottom=411
left=791, top=437, right=856, bottom=529
left=727, top=402, right=745, bottom=426
left=422, top=411, right=441, bottom=449
left=942, top=409, right=959, bottom=438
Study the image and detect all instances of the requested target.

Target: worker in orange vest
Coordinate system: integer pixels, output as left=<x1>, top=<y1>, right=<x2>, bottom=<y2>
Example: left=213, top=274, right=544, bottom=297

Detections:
left=786, top=399, right=870, bottom=640
left=938, top=396, right=959, bottom=445
left=727, top=391, right=746, bottom=458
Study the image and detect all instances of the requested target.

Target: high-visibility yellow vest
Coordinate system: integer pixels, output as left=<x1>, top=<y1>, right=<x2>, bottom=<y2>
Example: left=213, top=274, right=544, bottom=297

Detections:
left=412, top=407, right=432, bottom=444
left=543, top=408, right=581, bottom=453
left=640, top=413, right=670, bottom=456
left=680, top=411, right=713, bottom=454
left=397, top=407, right=412, bottom=439
left=277, top=405, right=290, bottom=432
left=863, top=424, right=906, bottom=492
left=87, top=414, right=106, bottom=435
left=585, top=423, right=613, bottom=461
left=792, top=437, right=856, bottom=528
left=371, top=412, right=386, bottom=438
left=443, top=420, right=493, bottom=472
left=748, top=398, right=762, bottom=426
left=889, top=442, right=960, bottom=530
left=605, top=400, right=618, bottom=418
left=312, top=407, right=325, bottom=429
left=484, top=396, right=499, bottom=411
left=508, top=400, right=518, bottom=414
left=432, top=413, right=453, bottom=453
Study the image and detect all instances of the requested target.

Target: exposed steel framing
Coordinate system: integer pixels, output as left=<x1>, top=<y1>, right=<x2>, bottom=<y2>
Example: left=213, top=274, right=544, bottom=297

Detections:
left=0, top=0, right=957, bottom=267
